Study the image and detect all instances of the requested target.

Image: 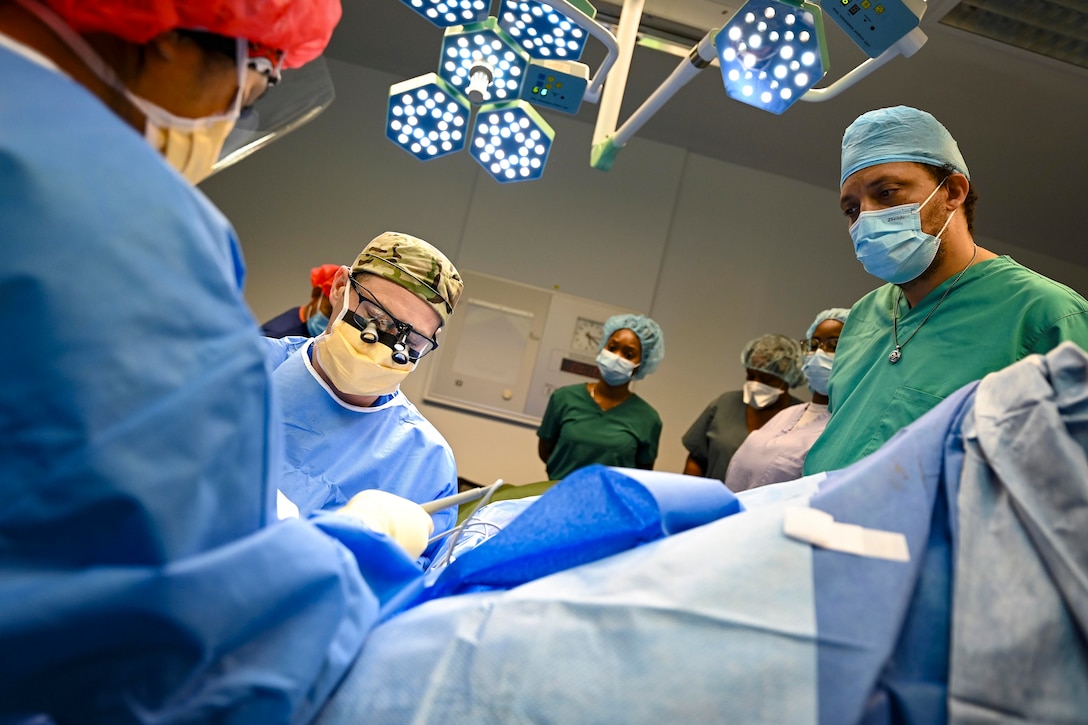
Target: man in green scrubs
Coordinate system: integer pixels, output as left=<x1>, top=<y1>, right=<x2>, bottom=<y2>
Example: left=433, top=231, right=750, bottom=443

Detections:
left=804, top=106, right=1088, bottom=475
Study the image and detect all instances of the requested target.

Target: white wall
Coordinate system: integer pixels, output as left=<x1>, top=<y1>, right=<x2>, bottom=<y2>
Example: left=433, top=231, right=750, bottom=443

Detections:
left=201, top=58, right=1088, bottom=487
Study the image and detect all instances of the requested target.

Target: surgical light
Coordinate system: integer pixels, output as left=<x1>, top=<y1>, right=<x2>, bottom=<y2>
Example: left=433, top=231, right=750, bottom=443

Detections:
left=497, top=0, right=596, bottom=62
left=714, top=0, right=828, bottom=115
left=439, top=18, right=531, bottom=105
left=397, top=0, right=490, bottom=28
left=386, top=73, right=472, bottom=161
left=469, top=100, right=555, bottom=183
left=385, top=0, right=620, bottom=182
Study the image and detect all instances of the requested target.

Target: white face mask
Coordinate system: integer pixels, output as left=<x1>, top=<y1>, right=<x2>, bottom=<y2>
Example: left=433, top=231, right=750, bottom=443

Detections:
left=595, top=349, right=637, bottom=386
left=802, top=349, right=835, bottom=396
left=743, top=380, right=783, bottom=410
left=22, top=0, right=244, bottom=184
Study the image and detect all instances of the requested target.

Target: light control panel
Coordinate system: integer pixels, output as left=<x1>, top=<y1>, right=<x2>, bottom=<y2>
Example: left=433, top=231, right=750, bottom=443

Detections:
left=826, top=0, right=925, bottom=58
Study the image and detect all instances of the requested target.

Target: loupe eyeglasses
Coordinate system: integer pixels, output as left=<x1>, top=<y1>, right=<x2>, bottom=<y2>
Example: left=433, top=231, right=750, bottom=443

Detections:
left=346, top=278, right=439, bottom=364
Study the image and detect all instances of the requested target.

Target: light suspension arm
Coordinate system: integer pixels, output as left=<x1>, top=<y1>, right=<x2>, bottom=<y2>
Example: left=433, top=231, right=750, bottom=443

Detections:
left=800, top=26, right=927, bottom=103
left=590, top=27, right=718, bottom=171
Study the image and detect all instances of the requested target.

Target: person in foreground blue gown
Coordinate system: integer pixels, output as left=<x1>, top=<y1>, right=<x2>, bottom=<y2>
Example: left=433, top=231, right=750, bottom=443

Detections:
left=0, top=1, right=431, bottom=722
left=269, top=232, right=464, bottom=564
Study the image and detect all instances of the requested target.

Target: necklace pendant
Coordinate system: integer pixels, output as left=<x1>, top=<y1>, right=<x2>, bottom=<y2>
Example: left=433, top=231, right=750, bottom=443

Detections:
left=888, top=347, right=902, bottom=364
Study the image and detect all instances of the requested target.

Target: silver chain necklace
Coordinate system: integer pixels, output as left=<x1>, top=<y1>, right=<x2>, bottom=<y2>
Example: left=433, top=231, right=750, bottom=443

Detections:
left=889, top=245, right=978, bottom=364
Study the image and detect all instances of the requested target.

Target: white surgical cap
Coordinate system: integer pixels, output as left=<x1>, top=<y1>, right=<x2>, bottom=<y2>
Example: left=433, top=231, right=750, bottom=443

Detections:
left=840, top=106, right=970, bottom=188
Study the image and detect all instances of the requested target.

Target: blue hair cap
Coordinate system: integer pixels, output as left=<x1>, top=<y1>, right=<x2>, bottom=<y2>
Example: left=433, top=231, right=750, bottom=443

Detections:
left=840, top=105, right=970, bottom=188
left=806, top=307, right=851, bottom=342
left=601, top=314, right=665, bottom=380
left=741, top=333, right=804, bottom=388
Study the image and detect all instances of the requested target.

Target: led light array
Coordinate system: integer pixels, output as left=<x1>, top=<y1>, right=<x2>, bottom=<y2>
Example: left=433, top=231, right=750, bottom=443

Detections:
left=715, top=0, right=827, bottom=115
left=498, top=0, right=592, bottom=61
left=387, top=74, right=472, bottom=160
left=398, top=0, right=490, bottom=28
left=469, top=101, right=554, bottom=182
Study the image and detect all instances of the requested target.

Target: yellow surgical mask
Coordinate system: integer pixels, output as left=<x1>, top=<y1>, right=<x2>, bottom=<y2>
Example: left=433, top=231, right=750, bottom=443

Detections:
left=20, top=0, right=243, bottom=184
left=134, top=96, right=240, bottom=185
left=121, top=39, right=245, bottom=185
left=315, top=317, right=416, bottom=398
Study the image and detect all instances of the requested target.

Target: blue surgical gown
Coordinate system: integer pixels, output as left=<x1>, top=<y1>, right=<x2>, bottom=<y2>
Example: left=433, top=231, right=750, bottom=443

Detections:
left=270, top=339, right=458, bottom=559
left=0, top=46, right=377, bottom=723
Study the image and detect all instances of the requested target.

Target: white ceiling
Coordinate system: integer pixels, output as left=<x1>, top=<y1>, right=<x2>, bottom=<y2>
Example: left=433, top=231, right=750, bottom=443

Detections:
left=325, top=0, right=1088, bottom=267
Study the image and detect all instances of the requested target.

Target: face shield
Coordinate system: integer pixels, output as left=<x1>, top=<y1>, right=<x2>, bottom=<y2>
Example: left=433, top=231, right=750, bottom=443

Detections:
left=209, top=55, right=336, bottom=177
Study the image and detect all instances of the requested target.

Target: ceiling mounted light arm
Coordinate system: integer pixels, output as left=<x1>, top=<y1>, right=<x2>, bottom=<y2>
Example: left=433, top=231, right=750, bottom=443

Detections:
left=591, top=27, right=718, bottom=171
left=800, top=26, right=927, bottom=103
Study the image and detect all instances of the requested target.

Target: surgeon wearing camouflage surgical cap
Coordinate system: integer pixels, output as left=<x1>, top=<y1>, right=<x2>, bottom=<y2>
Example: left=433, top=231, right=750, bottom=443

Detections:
left=270, top=231, right=465, bottom=562
left=682, top=333, right=805, bottom=483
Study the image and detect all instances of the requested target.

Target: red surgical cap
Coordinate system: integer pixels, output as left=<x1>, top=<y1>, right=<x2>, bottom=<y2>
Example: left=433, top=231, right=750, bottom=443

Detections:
left=310, top=264, right=340, bottom=298
left=43, top=0, right=342, bottom=68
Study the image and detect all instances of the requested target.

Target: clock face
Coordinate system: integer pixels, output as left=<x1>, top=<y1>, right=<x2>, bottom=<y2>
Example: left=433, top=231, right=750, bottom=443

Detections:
left=571, top=317, right=604, bottom=354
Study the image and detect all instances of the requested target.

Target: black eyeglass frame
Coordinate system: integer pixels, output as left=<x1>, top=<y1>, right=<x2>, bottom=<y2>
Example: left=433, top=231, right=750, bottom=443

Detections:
left=802, top=336, right=839, bottom=354
left=345, top=277, right=440, bottom=363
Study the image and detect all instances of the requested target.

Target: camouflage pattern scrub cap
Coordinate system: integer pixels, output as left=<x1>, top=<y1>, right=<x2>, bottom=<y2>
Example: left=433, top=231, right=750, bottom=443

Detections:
left=351, top=231, right=464, bottom=326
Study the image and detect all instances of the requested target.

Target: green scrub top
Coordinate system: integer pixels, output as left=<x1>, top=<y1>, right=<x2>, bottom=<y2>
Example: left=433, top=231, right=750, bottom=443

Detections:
left=538, top=383, right=662, bottom=481
left=804, top=256, right=1088, bottom=474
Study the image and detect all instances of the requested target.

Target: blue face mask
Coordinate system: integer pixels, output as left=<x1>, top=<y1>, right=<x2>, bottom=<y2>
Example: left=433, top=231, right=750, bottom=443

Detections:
left=306, top=310, right=330, bottom=337
left=596, top=349, right=638, bottom=386
left=849, top=179, right=956, bottom=285
left=802, top=349, right=834, bottom=396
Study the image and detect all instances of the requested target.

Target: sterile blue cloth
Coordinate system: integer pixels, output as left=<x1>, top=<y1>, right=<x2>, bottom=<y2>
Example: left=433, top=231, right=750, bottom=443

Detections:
left=0, top=46, right=376, bottom=723
left=271, top=339, right=458, bottom=560
left=949, top=342, right=1088, bottom=722
left=407, top=466, right=742, bottom=608
left=314, top=373, right=985, bottom=723
left=316, top=345, right=1088, bottom=725
left=428, top=497, right=538, bottom=571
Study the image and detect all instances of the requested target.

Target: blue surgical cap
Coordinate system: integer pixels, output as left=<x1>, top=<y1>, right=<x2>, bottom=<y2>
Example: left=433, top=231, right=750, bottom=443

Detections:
left=840, top=105, right=970, bottom=188
left=741, top=333, right=804, bottom=388
left=805, top=307, right=851, bottom=342
left=601, top=314, right=665, bottom=380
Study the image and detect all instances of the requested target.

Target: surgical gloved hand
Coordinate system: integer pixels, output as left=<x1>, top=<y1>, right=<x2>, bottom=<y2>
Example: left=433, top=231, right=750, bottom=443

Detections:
left=338, top=489, right=435, bottom=560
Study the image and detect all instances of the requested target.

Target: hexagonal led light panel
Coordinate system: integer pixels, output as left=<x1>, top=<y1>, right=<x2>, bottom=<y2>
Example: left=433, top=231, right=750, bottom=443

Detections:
left=397, top=0, right=490, bottom=28
left=469, top=100, right=555, bottom=182
left=386, top=73, right=472, bottom=161
left=439, top=18, right=531, bottom=105
left=714, top=0, right=828, bottom=115
left=497, top=0, right=596, bottom=62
